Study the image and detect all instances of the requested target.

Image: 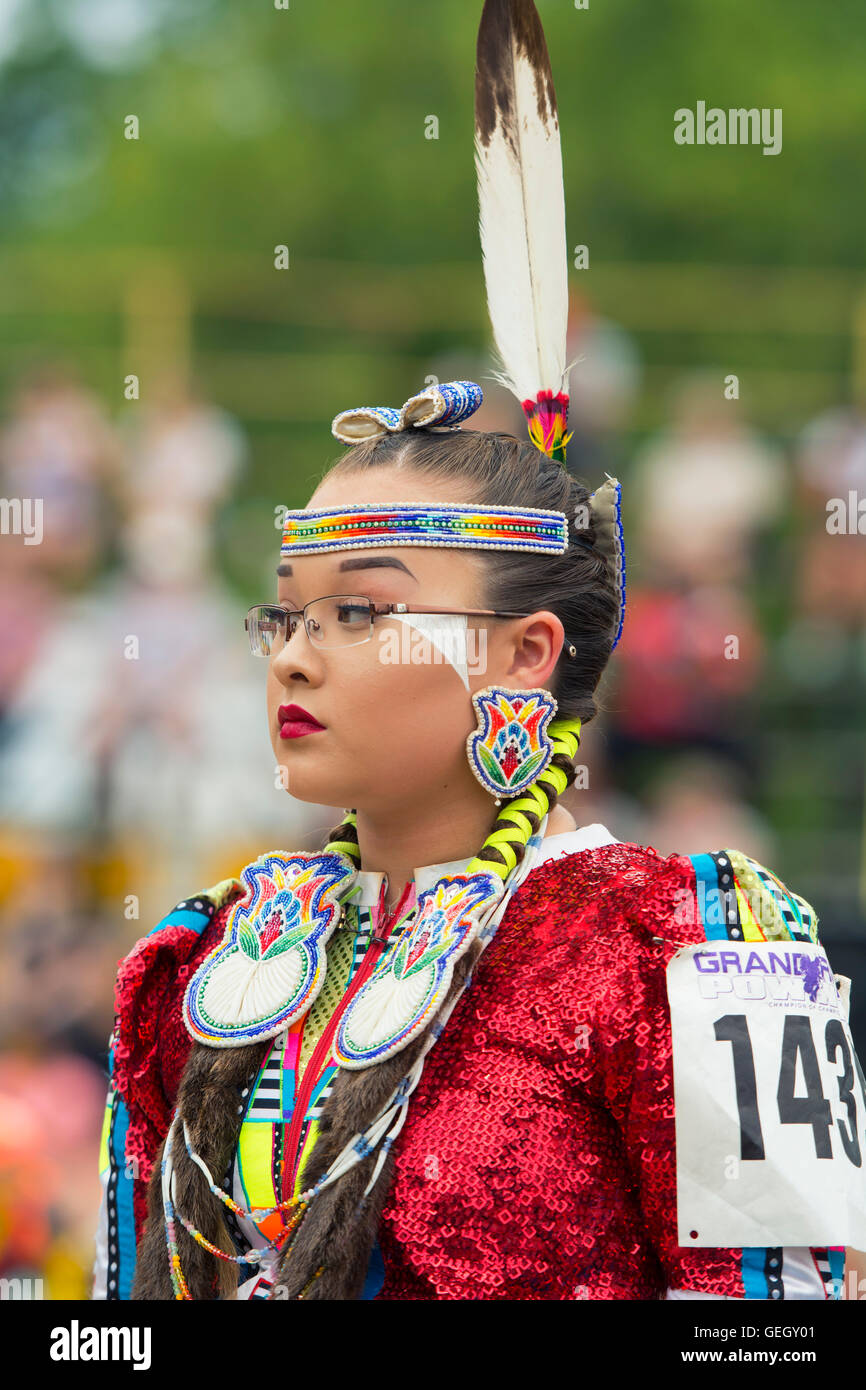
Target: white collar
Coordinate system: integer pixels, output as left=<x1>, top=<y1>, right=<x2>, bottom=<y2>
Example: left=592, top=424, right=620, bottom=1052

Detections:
left=342, top=823, right=619, bottom=907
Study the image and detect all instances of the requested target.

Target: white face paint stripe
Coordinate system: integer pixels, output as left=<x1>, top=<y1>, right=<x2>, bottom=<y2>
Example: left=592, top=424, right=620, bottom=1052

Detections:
left=389, top=613, right=471, bottom=691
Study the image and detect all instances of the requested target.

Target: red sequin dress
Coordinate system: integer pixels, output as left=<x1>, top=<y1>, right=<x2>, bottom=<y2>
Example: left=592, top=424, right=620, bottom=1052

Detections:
left=93, top=826, right=842, bottom=1300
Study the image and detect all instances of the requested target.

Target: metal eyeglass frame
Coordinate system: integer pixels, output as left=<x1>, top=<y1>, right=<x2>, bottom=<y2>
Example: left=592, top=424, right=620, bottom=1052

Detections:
left=244, top=595, right=535, bottom=654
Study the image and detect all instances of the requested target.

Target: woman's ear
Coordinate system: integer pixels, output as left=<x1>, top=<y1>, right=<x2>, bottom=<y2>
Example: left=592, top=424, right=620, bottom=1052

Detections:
left=504, top=611, right=565, bottom=689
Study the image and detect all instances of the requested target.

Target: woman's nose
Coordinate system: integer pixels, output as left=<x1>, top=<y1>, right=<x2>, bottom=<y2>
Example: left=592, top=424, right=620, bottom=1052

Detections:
left=271, top=618, right=319, bottom=678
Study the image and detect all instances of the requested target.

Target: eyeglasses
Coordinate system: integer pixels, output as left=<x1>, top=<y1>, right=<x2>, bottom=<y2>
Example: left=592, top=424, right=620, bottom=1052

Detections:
left=244, top=595, right=534, bottom=656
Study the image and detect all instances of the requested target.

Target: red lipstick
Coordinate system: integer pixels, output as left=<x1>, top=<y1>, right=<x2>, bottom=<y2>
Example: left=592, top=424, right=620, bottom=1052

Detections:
left=277, top=703, right=326, bottom=739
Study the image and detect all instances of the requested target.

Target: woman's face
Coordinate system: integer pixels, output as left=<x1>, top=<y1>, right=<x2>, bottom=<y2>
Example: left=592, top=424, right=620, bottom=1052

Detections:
left=265, top=465, right=565, bottom=814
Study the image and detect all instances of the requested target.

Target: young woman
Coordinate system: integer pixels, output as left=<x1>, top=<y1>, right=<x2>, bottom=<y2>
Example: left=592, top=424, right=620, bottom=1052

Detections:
left=92, top=0, right=861, bottom=1301
left=91, top=421, right=854, bottom=1302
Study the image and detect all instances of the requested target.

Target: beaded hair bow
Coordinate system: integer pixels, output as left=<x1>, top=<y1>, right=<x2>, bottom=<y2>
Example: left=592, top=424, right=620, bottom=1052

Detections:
left=332, top=380, right=483, bottom=445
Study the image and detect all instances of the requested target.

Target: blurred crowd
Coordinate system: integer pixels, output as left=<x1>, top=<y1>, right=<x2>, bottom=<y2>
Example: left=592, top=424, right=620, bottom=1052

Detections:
left=566, top=311, right=865, bottom=871
left=0, top=321, right=863, bottom=1294
left=0, top=362, right=331, bottom=1294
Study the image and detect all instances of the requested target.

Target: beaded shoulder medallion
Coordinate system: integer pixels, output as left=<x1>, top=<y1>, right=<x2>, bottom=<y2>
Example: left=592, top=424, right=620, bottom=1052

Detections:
left=334, top=870, right=500, bottom=1068
left=182, top=850, right=356, bottom=1048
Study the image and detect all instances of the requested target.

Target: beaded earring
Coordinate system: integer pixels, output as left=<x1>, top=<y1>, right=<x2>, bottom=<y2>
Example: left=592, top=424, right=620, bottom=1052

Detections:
left=466, top=685, right=558, bottom=804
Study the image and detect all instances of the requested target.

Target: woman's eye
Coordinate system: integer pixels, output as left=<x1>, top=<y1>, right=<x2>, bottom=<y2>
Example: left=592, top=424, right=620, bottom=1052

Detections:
left=336, top=604, right=368, bottom=625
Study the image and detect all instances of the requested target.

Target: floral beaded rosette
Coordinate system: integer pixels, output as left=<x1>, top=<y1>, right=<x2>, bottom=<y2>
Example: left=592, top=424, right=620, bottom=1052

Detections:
left=334, top=870, right=500, bottom=1068
left=183, top=850, right=356, bottom=1048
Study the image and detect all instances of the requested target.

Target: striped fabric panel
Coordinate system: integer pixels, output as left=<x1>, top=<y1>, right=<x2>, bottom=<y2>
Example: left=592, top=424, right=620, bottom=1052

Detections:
left=738, top=1247, right=828, bottom=1299
left=812, top=1246, right=845, bottom=1298
left=308, top=1068, right=338, bottom=1119
left=247, top=1033, right=286, bottom=1120
left=102, top=890, right=222, bottom=1299
left=688, top=847, right=838, bottom=1300
left=689, top=851, right=742, bottom=941
left=725, top=849, right=819, bottom=944
left=690, top=848, right=819, bottom=946
left=104, top=1080, right=137, bottom=1300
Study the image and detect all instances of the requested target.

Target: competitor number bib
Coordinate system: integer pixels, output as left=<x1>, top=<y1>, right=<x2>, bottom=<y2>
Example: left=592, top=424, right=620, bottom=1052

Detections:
left=668, top=941, right=866, bottom=1248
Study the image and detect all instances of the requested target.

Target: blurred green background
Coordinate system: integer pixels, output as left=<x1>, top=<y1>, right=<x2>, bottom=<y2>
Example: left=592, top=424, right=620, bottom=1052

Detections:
left=4, top=1, right=866, bottom=489
left=0, top=0, right=863, bottom=1295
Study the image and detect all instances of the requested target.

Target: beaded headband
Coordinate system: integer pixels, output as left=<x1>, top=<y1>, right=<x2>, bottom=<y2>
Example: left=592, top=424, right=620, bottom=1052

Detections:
left=280, top=501, right=569, bottom=556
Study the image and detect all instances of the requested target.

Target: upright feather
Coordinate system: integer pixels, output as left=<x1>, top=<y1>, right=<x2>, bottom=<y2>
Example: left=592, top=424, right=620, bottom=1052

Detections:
left=475, top=0, right=570, bottom=460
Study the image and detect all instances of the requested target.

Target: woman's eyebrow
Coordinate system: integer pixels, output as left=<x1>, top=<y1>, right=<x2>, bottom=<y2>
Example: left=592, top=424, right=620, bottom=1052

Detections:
left=276, top=556, right=417, bottom=580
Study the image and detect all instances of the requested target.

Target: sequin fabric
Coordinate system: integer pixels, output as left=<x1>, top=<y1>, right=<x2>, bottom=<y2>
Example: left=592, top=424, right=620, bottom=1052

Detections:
left=373, top=841, right=741, bottom=1300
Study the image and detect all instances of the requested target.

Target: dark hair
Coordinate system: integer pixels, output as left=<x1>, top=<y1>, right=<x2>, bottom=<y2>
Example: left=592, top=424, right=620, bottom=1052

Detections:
left=323, top=429, right=618, bottom=724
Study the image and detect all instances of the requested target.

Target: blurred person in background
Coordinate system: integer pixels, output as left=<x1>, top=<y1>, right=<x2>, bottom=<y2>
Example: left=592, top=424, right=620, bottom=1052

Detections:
left=564, top=302, right=642, bottom=483
left=0, top=371, right=323, bottom=912
left=628, top=372, right=786, bottom=588
left=640, top=752, right=777, bottom=863
left=0, top=359, right=127, bottom=1303
left=0, top=362, right=121, bottom=736
left=0, top=362, right=121, bottom=585
left=766, top=406, right=866, bottom=956
left=788, top=403, right=866, bottom=650
left=119, top=373, right=246, bottom=530
left=607, top=373, right=785, bottom=804
left=0, top=371, right=330, bottom=1293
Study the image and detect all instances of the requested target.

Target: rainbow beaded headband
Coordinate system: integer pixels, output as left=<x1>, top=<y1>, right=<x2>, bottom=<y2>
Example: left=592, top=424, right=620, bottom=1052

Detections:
left=286, top=372, right=625, bottom=647
left=287, top=380, right=572, bottom=558
left=280, top=501, right=569, bottom=556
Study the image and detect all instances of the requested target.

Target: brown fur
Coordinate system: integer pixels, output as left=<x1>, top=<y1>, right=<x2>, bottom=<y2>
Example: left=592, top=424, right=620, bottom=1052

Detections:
left=132, top=1041, right=270, bottom=1298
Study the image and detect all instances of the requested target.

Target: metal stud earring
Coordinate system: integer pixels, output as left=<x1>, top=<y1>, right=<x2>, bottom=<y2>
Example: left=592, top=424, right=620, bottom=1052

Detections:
left=466, top=685, right=558, bottom=801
